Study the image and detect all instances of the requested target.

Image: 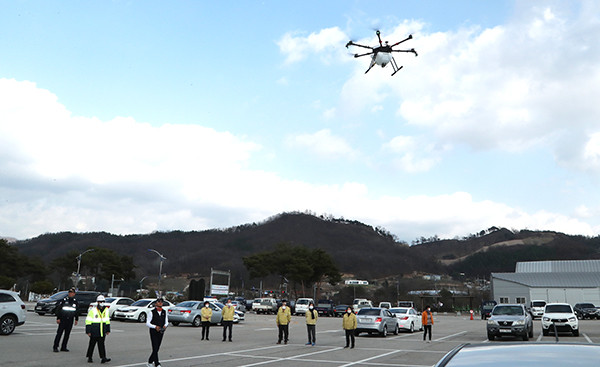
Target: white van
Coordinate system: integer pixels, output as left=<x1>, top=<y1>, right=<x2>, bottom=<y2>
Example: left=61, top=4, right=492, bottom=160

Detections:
left=295, top=298, right=314, bottom=315
left=352, top=298, right=372, bottom=313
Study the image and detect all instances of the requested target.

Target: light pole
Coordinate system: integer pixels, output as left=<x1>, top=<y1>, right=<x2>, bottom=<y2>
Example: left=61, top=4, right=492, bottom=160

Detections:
left=110, top=274, right=124, bottom=296
left=76, top=249, right=94, bottom=289
left=148, top=249, right=167, bottom=295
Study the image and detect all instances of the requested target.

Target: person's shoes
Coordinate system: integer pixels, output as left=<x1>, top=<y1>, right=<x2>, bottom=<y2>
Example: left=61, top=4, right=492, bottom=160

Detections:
left=351, top=345, right=355, bottom=349
left=201, top=337, right=204, bottom=340
left=87, top=357, right=93, bottom=363
left=344, top=345, right=349, bottom=348
left=60, top=348, right=69, bottom=352
left=146, top=363, right=153, bottom=367
left=284, top=341, right=287, bottom=344
left=53, top=347, right=59, bottom=353
left=312, top=342, right=315, bottom=346
left=276, top=341, right=281, bottom=344
left=222, top=339, right=226, bottom=342
left=229, top=339, right=232, bottom=342
left=206, top=338, right=209, bottom=341
left=306, top=342, right=311, bottom=345
left=101, top=358, right=111, bottom=363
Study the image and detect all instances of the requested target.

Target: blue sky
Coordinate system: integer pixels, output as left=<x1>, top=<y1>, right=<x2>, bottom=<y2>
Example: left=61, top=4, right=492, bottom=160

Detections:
left=2, top=1, right=600, bottom=242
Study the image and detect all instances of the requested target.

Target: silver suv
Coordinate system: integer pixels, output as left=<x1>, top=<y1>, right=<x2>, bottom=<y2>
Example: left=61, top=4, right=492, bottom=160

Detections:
left=0, top=290, right=27, bottom=335
left=486, top=304, right=533, bottom=341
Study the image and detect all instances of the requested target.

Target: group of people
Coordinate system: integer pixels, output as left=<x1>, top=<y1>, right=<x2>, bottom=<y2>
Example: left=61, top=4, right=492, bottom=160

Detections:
left=53, top=291, right=436, bottom=365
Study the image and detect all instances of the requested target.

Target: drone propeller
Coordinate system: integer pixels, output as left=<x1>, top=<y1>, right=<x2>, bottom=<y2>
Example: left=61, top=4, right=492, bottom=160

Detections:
left=346, top=40, right=373, bottom=50
left=375, top=30, right=383, bottom=46
left=390, top=34, right=413, bottom=47
left=391, top=48, right=418, bottom=57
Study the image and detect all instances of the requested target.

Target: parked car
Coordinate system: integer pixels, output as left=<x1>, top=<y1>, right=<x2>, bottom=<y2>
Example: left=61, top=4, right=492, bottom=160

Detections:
left=251, top=298, right=262, bottom=312
left=389, top=307, right=422, bottom=333
left=88, top=297, right=135, bottom=318
left=529, top=300, right=546, bottom=319
left=294, top=298, right=314, bottom=316
left=378, top=302, right=392, bottom=309
left=112, top=298, right=174, bottom=323
left=397, top=300, right=415, bottom=308
left=35, top=290, right=100, bottom=316
left=481, top=300, right=497, bottom=320
left=434, top=342, right=600, bottom=367
left=486, top=304, right=533, bottom=341
left=212, top=302, right=245, bottom=323
left=0, top=290, right=26, bottom=335
left=333, top=304, right=349, bottom=317
left=574, top=303, right=599, bottom=320
left=254, top=298, right=278, bottom=314
left=315, top=300, right=334, bottom=316
left=542, top=303, right=579, bottom=336
left=355, top=307, right=399, bottom=337
left=352, top=299, right=373, bottom=313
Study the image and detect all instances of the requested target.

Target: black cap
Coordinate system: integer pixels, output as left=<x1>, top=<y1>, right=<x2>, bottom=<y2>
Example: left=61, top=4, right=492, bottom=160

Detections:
left=68, top=288, right=76, bottom=293
left=156, top=297, right=164, bottom=302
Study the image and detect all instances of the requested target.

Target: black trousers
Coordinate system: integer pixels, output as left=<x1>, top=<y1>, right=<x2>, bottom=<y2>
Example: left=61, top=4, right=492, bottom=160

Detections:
left=53, top=318, right=74, bottom=349
left=344, top=329, right=355, bottom=347
left=306, top=324, right=316, bottom=343
left=278, top=324, right=289, bottom=342
left=423, top=324, right=432, bottom=340
left=148, top=329, right=164, bottom=366
left=201, top=321, right=210, bottom=339
left=222, top=320, right=233, bottom=341
left=86, top=336, right=106, bottom=359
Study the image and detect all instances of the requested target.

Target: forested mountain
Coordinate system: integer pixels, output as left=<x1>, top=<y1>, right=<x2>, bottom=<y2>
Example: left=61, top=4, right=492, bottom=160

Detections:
left=15, top=212, right=600, bottom=284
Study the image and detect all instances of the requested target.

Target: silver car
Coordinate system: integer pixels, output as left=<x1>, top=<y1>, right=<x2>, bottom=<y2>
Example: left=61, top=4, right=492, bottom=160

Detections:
left=486, top=304, right=533, bottom=341
left=434, top=343, right=600, bottom=367
left=355, top=307, right=399, bottom=337
left=169, top=301, right=221, bottom=326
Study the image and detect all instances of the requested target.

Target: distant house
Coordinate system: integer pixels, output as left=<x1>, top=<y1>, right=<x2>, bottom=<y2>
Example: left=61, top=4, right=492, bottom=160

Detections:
left=491, top=260, right=600, bottom=306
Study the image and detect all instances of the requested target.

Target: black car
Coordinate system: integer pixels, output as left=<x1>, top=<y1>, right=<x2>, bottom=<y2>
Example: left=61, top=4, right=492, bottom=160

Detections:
left=35, top=291, right=100, bottom=316
left=315, top=300, right=334, bottom=316
left=333, top=304, right=349, bottom=317
left=481, top=300, right=497, bottom=320
left=574, top=303, right=599, bottom=320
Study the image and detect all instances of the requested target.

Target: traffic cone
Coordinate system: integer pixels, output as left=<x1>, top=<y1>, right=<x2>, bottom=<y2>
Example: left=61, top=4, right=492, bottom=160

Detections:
left=470, top=310, right=474, bottom=320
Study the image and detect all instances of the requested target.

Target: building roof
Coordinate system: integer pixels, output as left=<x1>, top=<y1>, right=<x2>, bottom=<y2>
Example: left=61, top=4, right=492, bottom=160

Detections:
left=492, top=272, right=600, bottom=288
left=516, top=260, right=600, bottom=273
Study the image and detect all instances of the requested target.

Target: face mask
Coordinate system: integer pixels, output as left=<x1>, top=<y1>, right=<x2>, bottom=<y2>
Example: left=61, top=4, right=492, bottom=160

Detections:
left=282, top=305, right=286, bottom=309
left=98, top=302, right=104, bottom=307
left=227, top=303, right=232, bottom=307
left=347, top=310, right=351, bottom=313
left=309, top=306, right=314, bottom=310
left=205, top=305, right=209, bottom=308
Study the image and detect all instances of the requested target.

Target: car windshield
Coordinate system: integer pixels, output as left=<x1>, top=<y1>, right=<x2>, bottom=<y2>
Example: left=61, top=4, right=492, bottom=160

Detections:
left=214, top=302, right=225, bottom=308
left=336, top=304, right=348, bottom=309
left=49, top=291, right=68, bottom=300
left=131, top=300, right=152, bottom=307
left=260, top=299, right=272, bottom=305
left=105, top=298, right=116, bottom=303
left=176, top=301, right=198, bottom=308
left=318, top=303, right=331, bottom=307
left=580, top=303, right=595, bottom=308
left=389, top=308, right=408, bottom=314
left=493, top=306, right=524, bottom=316
left=357, top=309, right=380, bottom=315
left=297, top=300, right=309, bottom=305
left=532, top=301, right=546, bottom=307
left=546, top=305, right=572, bottom=313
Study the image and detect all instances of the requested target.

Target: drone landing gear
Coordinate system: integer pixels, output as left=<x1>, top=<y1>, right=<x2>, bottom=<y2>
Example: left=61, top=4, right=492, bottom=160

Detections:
left=390, top=57, right=403, bottom=76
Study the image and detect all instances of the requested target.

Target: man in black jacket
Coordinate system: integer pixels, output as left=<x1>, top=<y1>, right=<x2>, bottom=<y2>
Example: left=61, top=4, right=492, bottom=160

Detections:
left=146, top=297, right=168, bottom=367
left=53, top=288, right=78, bottom=352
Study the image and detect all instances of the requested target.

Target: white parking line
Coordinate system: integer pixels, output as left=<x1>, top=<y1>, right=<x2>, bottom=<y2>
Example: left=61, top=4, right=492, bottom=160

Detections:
left=338, top=349, right=401, bottom=367
left=583, top=333, right=593, bottom=343
left=237, top=346, right=342, bottom=367
left=536, top=332, right=543, bottom=341
left=434, top=331, right=467, bottom=342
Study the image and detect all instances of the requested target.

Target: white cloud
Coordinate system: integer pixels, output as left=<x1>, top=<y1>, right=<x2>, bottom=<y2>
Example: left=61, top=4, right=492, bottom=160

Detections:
left=286, top=129, right=357, bottom=159
left=277, top=27, right=348, bottom=65
left=383, top=135, right=446, bottom=172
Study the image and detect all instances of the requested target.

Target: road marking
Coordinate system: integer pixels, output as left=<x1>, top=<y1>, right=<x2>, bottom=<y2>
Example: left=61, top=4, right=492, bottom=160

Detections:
left=255, top=327, right=277, bottom=331
left=237, top=346, right=342, bottom=367
left=318, top=329, right=342, bottom=333
left=434, top=330, right=467, bottom=341
left=583, top=333, right=593, bottom=343
left=536, top=332, right=543, bottom=341
left=339, top=349, right=401, bottom=367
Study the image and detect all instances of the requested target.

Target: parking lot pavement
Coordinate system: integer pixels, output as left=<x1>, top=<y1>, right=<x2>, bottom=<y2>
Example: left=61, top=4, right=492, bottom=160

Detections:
left=3, top=312, right=599, bottom=367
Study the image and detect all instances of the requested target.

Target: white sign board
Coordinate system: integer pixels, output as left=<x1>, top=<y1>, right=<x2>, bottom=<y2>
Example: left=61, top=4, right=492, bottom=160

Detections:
left=211, top=284, right=229, bottom=295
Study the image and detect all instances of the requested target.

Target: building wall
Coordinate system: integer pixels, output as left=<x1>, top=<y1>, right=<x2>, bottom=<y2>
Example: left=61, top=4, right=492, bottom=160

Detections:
left=496, top=282, right=600, bottom=305
left=491, top=278, right=530, bottom=304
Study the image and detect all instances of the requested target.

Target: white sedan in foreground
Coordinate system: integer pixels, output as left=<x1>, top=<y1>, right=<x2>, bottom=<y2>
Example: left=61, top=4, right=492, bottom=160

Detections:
left=389, top=307, right=422, bottom=333
left=112, top=298, right=173, bottom=323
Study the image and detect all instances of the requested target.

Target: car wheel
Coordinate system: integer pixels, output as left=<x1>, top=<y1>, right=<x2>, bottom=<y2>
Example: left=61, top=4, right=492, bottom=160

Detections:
left=192, top=316, right=201, bottom=327
left=138, top=312, right=147, bottom=323
left=543, top=328, right=549, bottom=336
left=528, top=325, right=534, bottom=338
left=487, top=333, right=494, bottom=341
left=171, top=321, right=180, bottom=326
left=409, top=322, right=414, bottom=333
left=573, top=329, right=580, bottom=336
left=522, top=333, right=529, bottom=341
left=381, top=325, right=388, bottom=337
left=0, top=315, right=17, bottom=335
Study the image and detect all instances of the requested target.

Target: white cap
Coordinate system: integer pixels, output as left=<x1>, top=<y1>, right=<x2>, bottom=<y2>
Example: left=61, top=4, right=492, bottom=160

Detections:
left=97, top=295, right=106, bottom=302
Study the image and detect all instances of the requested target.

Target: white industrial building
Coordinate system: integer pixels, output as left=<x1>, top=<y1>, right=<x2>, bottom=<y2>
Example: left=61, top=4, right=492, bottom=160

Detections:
left=491, top=260, right=600, bottom=306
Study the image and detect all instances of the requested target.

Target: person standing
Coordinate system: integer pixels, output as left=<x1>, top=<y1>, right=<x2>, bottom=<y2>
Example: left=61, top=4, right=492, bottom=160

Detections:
left=221, top=299, right=235, bottom=342
left=85, top=295, right=111, bottom=364
left=422, top=305, right=434, bottom=343
left=305, top=301, right=318, bottom=346
left=146, top=298, right=168, bottom=367
left=200, top=301, right=212, bottom=341
left=53, top=288, right=78, bottom=352
left=276, top=300, right=292, bottom=344
left=342, top=306, right=356, bottom=349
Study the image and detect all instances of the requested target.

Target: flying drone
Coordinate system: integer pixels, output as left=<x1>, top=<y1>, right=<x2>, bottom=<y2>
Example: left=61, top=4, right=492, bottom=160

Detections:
left=345, top=30, right=418, bottom=76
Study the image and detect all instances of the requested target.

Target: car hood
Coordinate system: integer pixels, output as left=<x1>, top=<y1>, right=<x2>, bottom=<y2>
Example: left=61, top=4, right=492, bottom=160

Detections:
left=117, top=306, right=142, bottom=312
left=544, top=312, right=575, bottom=318
left=490, top=315, right=526, bottom=322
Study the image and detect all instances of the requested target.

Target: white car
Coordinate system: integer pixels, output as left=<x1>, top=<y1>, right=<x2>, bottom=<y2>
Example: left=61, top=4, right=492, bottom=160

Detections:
left=112, top=298, right=173, bottom=323
left=0, top=290, right=27, bottom=335
left=251, top=298, right=261, bottom=311
left=542, top=303, right=579, bottom=336
left=352, top=299, right=373, bottom=313
left=390, top=307, right=422, bottom=333
left=295, top=298, right=314, bottom=316
left=88, top=297, right=135, bottom=318
left=530, top=300, right=546, bottom=319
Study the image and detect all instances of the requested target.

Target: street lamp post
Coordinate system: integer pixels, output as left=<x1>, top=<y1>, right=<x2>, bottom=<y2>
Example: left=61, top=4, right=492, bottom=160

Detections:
left=148, top=249, right=167, bottom=295
left=76, top=249, right=94, bottom=289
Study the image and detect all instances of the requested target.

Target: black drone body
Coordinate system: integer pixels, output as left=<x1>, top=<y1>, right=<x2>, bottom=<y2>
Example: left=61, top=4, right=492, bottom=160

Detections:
left=345, top=30, right=418, bottom=76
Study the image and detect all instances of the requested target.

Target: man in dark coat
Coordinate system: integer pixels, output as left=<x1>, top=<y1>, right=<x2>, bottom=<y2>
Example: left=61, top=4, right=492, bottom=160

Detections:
left=53, top=288, right=78, bottom=352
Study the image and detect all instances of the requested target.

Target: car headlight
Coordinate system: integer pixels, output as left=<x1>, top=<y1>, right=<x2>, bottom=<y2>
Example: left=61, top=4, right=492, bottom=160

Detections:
left=487, top=319, right=497, bottom=325
left=543, top=317, right=550, bottom=322
left=513, top=319, right=525, bottom=326
left=569, top=317, right=576, bottom=322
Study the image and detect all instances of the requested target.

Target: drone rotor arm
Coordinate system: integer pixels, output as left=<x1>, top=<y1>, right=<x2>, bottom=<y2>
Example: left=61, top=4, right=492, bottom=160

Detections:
left=391, top=48, right=418, bottom=56
left=354, top=51, right=374, bottom=58
left=390, top=34, right=413, bottom=47
left=346, top=41, right=373, bottom=50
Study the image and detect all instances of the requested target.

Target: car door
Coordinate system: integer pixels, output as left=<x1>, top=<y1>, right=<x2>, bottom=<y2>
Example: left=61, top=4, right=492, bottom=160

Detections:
left=209, top=303, right=222, bottom=324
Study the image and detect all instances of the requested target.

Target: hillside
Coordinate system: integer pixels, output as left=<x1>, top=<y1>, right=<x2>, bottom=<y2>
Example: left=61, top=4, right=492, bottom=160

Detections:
left=15, top=213, right=600, bottom=284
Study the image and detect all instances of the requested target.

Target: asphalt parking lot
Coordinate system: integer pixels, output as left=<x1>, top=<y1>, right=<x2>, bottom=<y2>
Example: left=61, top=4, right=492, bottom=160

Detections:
left=3, top=309, right=600, bottom=367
